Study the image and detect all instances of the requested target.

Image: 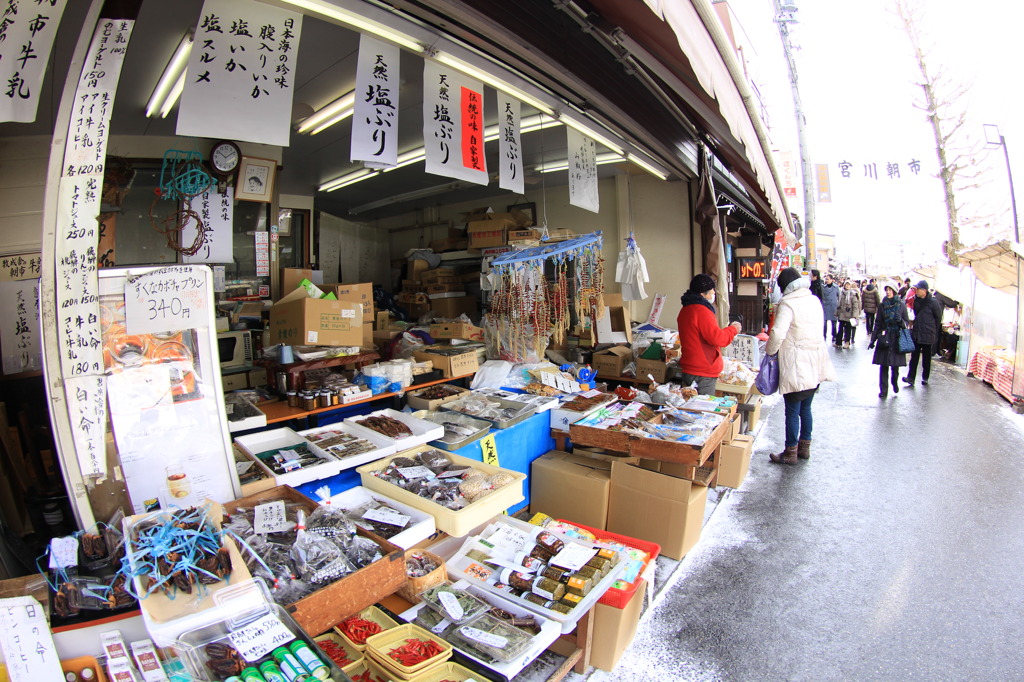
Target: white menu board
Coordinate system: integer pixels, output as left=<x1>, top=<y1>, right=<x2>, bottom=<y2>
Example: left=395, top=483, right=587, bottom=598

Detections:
left=0, top=0, right=69, bottom=123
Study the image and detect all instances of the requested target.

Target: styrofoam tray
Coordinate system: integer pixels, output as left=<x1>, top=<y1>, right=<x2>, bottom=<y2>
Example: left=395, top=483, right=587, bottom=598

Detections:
left=477, top=388, right=560, bottom=413
left=447, top=516, right=627, bottom=633
left=549, top=394, right=617, bottom=431
left=399, top=579, right=560, bottom=679
left=344, top=408, right=445, bottom=448
left=328, top=485, right=436, bottom=550
left=234, top=427, right=351, bottom=488
left=416, top=411, right=491, bottom=451
left=298, top=422, right=397, bottom=471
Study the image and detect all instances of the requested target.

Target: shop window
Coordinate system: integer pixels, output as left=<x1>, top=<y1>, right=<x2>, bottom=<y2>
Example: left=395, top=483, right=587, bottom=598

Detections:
left=278, top=208, right=310, bottom=269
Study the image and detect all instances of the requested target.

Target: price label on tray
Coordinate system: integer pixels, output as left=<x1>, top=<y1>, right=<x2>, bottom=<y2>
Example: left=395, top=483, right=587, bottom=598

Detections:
left=254, top=501, right=291, bottom=534
left=459, top=626, right=508, bottom=649
left=431, top=617, right=452, bottom=635
left=48, top=536, right=79, bottom=569
left=487, top=525, right=534, bottom=552
left=438, top=591, right=465, bottom=621
left=228, top=614, right=296, bottom=662
left=581, top=389, right=603, bottom=398
left=362, top=507, right=410, bottom=528
left=549, top=543, right=598, bottom=571
left=397, top=466, right=435, bottom=480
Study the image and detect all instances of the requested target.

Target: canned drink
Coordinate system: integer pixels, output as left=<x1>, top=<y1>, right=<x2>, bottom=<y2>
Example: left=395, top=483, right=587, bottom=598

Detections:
left=288, top=640, right=330, bottom=679
left=240, top=668, right=266, bottom=682
left=271, top=647, right=308, bottom=681
left=257, top=661, right=288, bottom=682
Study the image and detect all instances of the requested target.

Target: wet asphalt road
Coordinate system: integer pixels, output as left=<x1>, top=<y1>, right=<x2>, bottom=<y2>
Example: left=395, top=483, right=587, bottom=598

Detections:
left=589, top=341, right=1024, bottom=681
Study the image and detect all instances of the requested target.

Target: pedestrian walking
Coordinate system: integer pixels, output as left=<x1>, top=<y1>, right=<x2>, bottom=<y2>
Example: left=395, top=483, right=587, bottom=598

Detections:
left=861, top=280, right=880, bottom=340
left=837, top=281, right=862, bottom=348
left=677, top=274, right=742, bottom=395
left=897, top=278, right=911, bottom=299
left=810, top=269, right=824, bottom=302
left=903, top=279, right=943, bottom=386
left=868, top=281, right=910, bottom=398
left=820, top=275, right=840, bottom=344
left=765, top=268, right=837, bottom=465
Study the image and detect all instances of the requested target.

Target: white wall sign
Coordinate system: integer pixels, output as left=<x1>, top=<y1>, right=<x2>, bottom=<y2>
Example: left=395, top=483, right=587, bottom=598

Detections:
left=497, top=93, right=524, bottom=194
left=64, top=375, right=107, bottom=478
left=183, top=188, right=234, bottom=263
left=0, top=597, right=65, bottom=681
left=62, top=19, right=133, bottom=175
left=0, top=253, right=42, bottom=282
left=351, top=35, right=399, bottom=168
left=0, top=0, right=69, bottom=123
left=125, top=266, right=211, bottom=335
left=423, top=59, right=488, bottom=185
left=0, top=279, right=41, bottom=375
left=567, top=127, right=599, bottom=213
left=177, top=0, right=302, bottom=147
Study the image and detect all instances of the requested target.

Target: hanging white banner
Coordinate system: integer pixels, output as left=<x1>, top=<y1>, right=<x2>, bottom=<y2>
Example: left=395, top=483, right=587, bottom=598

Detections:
left=0, top=0, right=69, bottom=123
left=567, top=127, right=599, bottom=213
left=422, top=59, right=488, bottom=185
left=0, top=253, right=42, bottom=282
left=183, top=187, right=234, bottom=263
left=497, top=93, right=524, bottom=195
left=0, top=279, right=41, bottom=376
left=177, top=0, right=302, bottom=147
left=63, top=19, right=134, bottom=176
left=351, top=35, right=399, bottom=168
left=65, top=375, right=107, bottom=479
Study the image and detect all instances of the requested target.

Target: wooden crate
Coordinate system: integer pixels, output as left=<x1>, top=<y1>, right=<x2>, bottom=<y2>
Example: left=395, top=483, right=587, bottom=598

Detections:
left=570, top=407, right=731, bottom=466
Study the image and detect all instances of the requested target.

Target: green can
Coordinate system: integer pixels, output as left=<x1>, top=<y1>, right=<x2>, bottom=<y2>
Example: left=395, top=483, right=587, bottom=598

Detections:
left=288, top=640, right=330, bottom=679
left=271, top=646, right=308, bottom=681
left=258, top=661, right=288, bottom=682
left=240, top=668, right=267, bottom=682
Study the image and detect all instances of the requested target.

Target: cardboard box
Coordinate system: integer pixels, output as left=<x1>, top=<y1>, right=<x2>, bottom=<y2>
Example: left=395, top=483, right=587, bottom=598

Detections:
left=589, top=579, right=647, bottom=671
left=718, top=434, right=753, bottom=488
left=592, top=346, right=633, bottom=378
left=429, top=322, right=484, bottom=341
left=409, top=259, right=431, bottom=282
left=413, top=347, right=480, bottom=378
left=466, top=211, right=529, bottom=249
left=748, top=395, right=762, bottom=430
left=508, top=228, right=542, bottom=242
left=282, top=268, right=322, bottom=294
left=270, top=288, right=364, bottom=346
left=635, top=358, right=668, bottom=383
left=429, top=237, right=469, bottom=253
left=608, top=460, right=708, bottom=560
left=373, top=329, right=402, bottom=346
left=362, top=323, right=373, bottom=348
left=530, top=451, right=612, bottom=530
left=324, top=282, right=374, bottom=324
left=430, top=295, right=478, bottom=320
left=426, top=282, right=465, bottom=295
left=596, top=293, right=632, bottom=344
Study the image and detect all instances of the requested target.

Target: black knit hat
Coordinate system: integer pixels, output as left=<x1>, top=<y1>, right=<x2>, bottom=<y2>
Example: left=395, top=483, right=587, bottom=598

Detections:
left=777, top=267, right=801, bottom=294
left=916, top=280, right=929, bottom=290
left=689, top=273, right=716, bottom=294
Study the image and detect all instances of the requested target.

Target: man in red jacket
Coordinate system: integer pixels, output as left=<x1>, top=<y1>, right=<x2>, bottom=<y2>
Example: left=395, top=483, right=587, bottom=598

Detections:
left=676, top=274, right=742, bottom=395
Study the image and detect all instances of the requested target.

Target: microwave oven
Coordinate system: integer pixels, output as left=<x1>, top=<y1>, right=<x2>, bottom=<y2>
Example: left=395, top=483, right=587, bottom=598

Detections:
left=216, top=330, right=254, bottom=370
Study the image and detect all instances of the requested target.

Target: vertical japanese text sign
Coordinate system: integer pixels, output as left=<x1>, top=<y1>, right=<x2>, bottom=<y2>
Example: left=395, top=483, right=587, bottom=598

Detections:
left=497, top=93, right=523, bottom=195
left=423, top=59, right=488, bottom=185
left=567, top=127, right=598, bottom=213
left=0, top=277, right=42, bottom=375
left=177, top=0, right=302, bottom=147
left=0, top=597, right=65, bottom=681
left=183, top=187, right=234, bottom=263
left=0, top=0, right=69, bottom=123
left=351, top=35, right=399, bottom=168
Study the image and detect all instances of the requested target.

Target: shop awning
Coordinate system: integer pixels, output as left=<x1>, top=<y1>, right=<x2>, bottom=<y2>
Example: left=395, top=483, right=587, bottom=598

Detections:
left=958, top=240, right=1024, bottom=293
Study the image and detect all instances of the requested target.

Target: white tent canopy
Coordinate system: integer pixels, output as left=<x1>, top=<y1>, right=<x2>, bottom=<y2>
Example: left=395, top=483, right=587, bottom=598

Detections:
left=958, top=240, right=1024, bottom=293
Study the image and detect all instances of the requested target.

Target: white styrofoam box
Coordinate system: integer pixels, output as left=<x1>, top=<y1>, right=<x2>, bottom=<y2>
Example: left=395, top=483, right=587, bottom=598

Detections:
left=233, top=427, right=347, bottom=488
left=298, top=422, right=397, bottom=472
left=328, top=485, right=436, bottom=550
left=226, top=399, right=267, bottom=433
left=549, top=394, right=617, bottom=431
left=344, top=408, right=445, bottom=448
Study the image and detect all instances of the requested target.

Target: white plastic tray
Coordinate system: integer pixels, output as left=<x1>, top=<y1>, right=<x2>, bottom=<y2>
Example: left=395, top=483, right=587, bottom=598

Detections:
left=328, top=485, right=436, bottom=550
left=399, top=579, right=561, bottom=679
left=344, top=408, right=445, bottom=448
left=298, top=422, right=397, bottom=471
left=234, top=427, right=348, bottom=488
left=417, top=411, right=491, bottom=451
left=447, top=516, right=627, bottom=634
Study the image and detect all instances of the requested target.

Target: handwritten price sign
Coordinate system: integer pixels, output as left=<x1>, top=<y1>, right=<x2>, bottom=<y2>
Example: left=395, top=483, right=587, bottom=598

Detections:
left=480, top=434, right=499, bottom=467
left=125, top=266, right=209, bottom=335
left=228, top=614, right=296, bottom=662
left=0, top=597, right=65, bottom=681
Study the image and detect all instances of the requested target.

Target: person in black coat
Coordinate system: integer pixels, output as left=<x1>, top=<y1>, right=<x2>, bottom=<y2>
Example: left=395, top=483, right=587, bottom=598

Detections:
left=903, top=279, right=943, bottom=385
left=869, top=281, right=910, bottom=398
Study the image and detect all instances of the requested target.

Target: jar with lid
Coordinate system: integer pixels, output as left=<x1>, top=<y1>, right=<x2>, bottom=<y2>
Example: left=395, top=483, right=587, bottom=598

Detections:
left=317, top=390, right=331, bottom=408
left=286, top=391, right=299, bottom=407
left=301, top=391, right=317, bottom=411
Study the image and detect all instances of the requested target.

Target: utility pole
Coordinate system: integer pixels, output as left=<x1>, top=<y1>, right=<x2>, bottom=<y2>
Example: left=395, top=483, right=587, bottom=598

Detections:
left=773, top=0, right=816, bottom=270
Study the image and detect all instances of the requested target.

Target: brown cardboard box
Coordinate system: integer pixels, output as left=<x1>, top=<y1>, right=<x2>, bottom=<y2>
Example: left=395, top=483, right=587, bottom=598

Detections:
left=429, top=322, right=484, bottom=341
left=430, top=295, right=478, bottom=319
left=718, top=434, right=754, bottom=488
left=413, top=346, right=480, bottom=378
left=596, top=293, right=632, bottom=344
left=468, top=216, right=515, bottom=249
left=530, top=451, right=612, bottom=530
left=592, top=346, right=633, bottom=378
left=635, top=358, right=668, bottom=383
left=324, top=282, right=374, bottom=324
left=571, top=447, right=640, bottom=465
left=429, top=237, right=469, bottom=253
left=589, top=579, right=648, bottom=671
left=270, top=288, right=364, bottom=346
left=421, top=267, right=456, bottom=282
left=281, top=268, right=322, bottom=294
left=608, top=460, right=708, bottom=560
left=426, top=282, right=465, bottom=295
left=409, top=259, right=431, bottom=282
left=362, top=323, right=373, bottom=348
left=508, top=228, right=542, bottom=242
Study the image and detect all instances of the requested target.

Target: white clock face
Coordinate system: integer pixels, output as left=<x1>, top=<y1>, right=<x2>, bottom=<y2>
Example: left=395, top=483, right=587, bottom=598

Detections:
left=211, top=144, right=239, bottom=173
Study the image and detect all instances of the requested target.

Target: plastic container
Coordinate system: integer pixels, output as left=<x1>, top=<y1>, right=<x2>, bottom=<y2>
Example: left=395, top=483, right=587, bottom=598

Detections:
left=328, top=486, right=436, bottom=550
left=441, top=395, right=535, bottom=429
left=404, top=661, right=481, bottom=682
left=417, top=582, right=490, bottom=625
left=417, top=411, right=490, bottom=451
left=342, top=656, right=393, bottom=682
left=556, top=519, right=660, bottom=608
left=234, top=428, right=347, bottom=487
left=357, top=448, right=526, bottom=537
left=448, top=613, right=535, bottom=662
left=334, top=605, right=400, bottom=652
left=344, top=409, right=445, bottom=448
left=365, top=624, right=452, bottom=678
left=297, top=422, right=397, bottom=471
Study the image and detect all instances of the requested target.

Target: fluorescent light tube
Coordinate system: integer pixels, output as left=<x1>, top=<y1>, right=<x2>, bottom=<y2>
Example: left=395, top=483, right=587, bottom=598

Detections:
left=298, top=91, right=356, bottom=134
left=560, top=114, right=625, bottom=155
left=320, top=168, right=378, bottom=192
left=434, top=52, right=555, bottom=116
left=281, top=0, right=425, bottom=53
left=146, top=30, right=193, bottom=118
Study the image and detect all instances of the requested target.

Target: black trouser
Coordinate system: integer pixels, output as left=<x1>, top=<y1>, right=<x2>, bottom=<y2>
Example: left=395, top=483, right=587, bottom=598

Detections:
left=864, top=311, right=876, bottom=335
left=824, top=319, right=839, bottom=342
left=906, top=342, right=933, bottom=382
left=839, top=320, right=855, bottom=344
left=879, top=365, right=898, bottom=395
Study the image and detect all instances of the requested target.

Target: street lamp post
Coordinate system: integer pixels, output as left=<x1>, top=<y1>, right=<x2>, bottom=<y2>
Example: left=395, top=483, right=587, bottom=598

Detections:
left=984, top=124, right=1019, bottom=243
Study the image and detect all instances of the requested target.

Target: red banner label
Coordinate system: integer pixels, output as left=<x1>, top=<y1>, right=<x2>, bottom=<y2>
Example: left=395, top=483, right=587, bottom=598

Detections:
left=461, top=86, right=485, bottom=172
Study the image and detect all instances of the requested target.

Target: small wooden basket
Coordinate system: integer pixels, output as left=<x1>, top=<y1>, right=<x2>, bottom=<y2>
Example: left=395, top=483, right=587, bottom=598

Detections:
left=395, top=549, right=447, bottom=604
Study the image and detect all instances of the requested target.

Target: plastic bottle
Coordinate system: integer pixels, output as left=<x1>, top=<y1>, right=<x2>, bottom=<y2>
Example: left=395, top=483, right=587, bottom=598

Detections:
left=288, top=639, right=329, bottom=679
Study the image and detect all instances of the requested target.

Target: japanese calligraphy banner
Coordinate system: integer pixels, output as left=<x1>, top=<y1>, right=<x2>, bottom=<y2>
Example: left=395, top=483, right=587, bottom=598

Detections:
left=422, top=59, right=488, bottom=185
left=55, top=175, right=103, bottom=379
left=567, top=127, right=598, bottom=213
left=62, top=19, right=133, bottom=175
left=351, top=35, right=399, bottom=168
left=177, top=0, right=302, bottom=147
left=0, top=279, right=41, bottom=375
left=0, top=253, right=41, bottom=281
left=0, top=0, right=68, bottom=123
left=497, top=93, right=524, bottom=195
left=0, top=597, right=65, bottom=681
left=183, top=188, right=234, bottom=263
left=65, top=375, right=107, bottom=478
left=815, top=164, right=831, bottom=203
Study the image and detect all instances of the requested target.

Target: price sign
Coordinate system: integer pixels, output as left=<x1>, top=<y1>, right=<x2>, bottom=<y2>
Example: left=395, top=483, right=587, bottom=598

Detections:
left=438, top=591, right=465, bottom=621
left=228, top=614, right=296, bottom=662
left=362, top=507, right=410, bottom=528
left=254, top=501, right=291, bottom=533
left=48, top=536, right=79, bottom=569
left=480, top=434, right=499, bottom=467
left=125, top=266, right=209, bottom=335
left=549, top=543, right=598, bottom=571
left=459, top=626, right=508, bottom=649
left=397, top=466, right=435, bottom=480
left=0, top=597, right=65, bottom=681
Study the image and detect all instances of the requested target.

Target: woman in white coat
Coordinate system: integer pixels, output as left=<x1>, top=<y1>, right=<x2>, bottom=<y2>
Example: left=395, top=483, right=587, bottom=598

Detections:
left=764, top=268, right=837, bottom=465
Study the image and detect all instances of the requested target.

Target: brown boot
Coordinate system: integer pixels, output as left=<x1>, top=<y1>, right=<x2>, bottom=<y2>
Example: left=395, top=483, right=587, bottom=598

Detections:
left=769, top=445, right=798, bottom=465
left=797, top=440, right=811, bottom=460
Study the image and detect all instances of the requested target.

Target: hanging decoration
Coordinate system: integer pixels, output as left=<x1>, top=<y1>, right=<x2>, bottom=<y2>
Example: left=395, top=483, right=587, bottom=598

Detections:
left=150, top=150, right=215, bottom=256
left=486, top=233, right=604, bottom=362
left=615, top=231, right=650, bottom=301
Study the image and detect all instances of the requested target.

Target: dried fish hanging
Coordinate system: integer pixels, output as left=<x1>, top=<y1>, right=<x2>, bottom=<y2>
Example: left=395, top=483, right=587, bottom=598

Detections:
left=486, top=232, right=604, bottom=362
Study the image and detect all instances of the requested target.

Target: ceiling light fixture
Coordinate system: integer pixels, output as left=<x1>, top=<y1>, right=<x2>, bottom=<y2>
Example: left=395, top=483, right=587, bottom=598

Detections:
left=146, top=29, right=193, bottom=118
left=281, top=0, right=426, bottom=53
left=535, top=152, right=626, bottom=173
left=349, top=180, right=476, bottom=215
left=434, top=52, right=556, bottom=116
left=320, top=168, right=379, bottom=192
left=297, top=91, right=356, bottom=134
left=626, top=152, right=670, bottom=180
left=559, top=113, right=625, bottom=155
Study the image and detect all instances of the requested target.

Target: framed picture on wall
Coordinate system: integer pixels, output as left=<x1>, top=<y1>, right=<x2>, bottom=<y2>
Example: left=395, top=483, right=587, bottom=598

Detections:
left=507, top=202, right=536, bottom=227
left=235, top=157, right=277, bottom=203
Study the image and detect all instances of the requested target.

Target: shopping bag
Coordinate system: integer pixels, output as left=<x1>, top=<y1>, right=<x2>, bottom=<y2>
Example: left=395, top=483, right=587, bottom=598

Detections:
left=898, top=328, right=915, bottom=353
left=755, top=353, right=779, bottom=395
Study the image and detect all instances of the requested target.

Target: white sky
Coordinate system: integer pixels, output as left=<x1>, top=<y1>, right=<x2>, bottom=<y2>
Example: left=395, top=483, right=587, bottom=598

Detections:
left=728, top=0, right=1024, bottom=270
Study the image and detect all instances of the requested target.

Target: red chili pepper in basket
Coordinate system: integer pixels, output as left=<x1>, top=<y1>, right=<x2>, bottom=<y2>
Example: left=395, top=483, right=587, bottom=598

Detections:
left=388, top=637, right=444, bottom=666
left=351, top=671, right=386, bottom=682
left=338, top=616, right=384, bottom=645
left=317, top=639, right=353, bottom=667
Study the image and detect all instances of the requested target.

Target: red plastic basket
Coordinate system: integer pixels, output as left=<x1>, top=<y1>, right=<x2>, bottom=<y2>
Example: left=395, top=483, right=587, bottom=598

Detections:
left=555, top=519, right=660, bottom=609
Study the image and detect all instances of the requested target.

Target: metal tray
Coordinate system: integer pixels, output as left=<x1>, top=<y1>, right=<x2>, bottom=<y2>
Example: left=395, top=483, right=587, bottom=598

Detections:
left=441, top=395, right=536, bottom=429
left=418, top=411, right=491, bottom=451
